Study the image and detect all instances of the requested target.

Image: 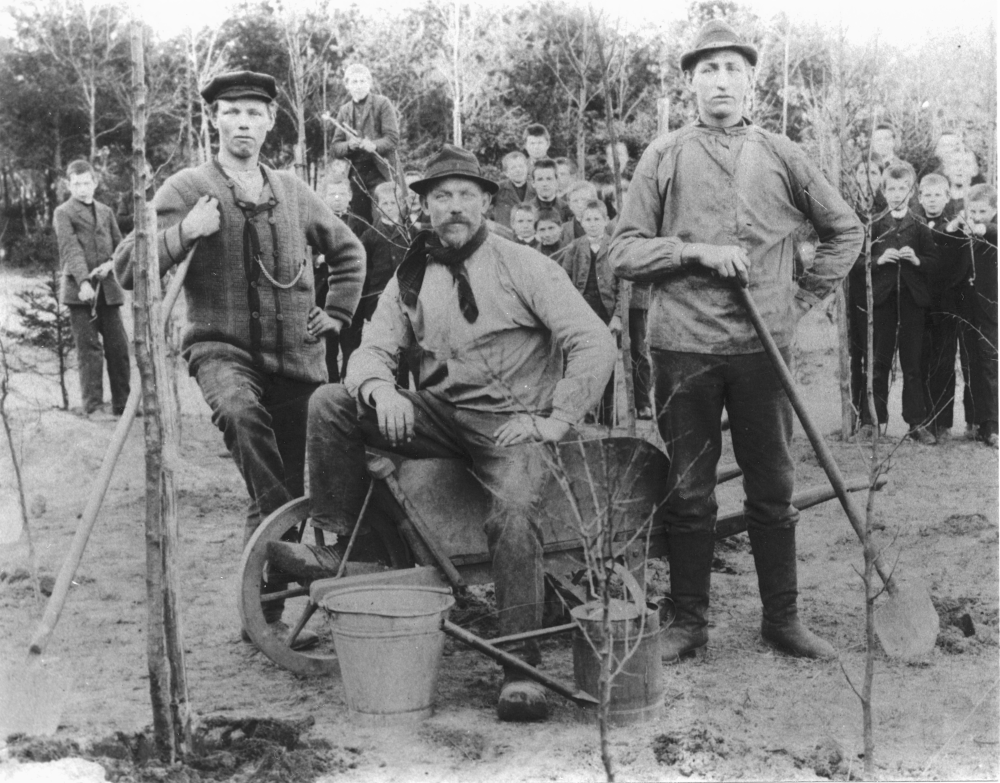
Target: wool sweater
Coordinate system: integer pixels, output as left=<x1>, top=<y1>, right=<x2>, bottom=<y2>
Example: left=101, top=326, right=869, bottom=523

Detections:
left=346, top=230, right=616, bottom=423
left=115, top=161, right=365, bottom=384
left=610, top=121, right=863, bottom=354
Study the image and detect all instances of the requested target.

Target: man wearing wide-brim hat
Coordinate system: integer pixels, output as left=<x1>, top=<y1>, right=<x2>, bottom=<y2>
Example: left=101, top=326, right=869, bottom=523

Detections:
left=115, top=70, right=366, bottom=650
left=272, top=143, right=617, bottom=722
left=610, top=21, right=864, bottom=663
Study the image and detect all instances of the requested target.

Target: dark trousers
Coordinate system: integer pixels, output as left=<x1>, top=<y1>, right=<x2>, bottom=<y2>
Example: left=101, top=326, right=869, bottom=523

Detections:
left=651, top=349, right=797, bottom=536
left=971, top=319, right=999, bottom=434
left=629, top=308, right=651, bottom=410
left=923, top=306, right=975, bottom=430
left=851, top=287, right=927, bottom=426
left=308, top=384, right=547, bottom=658
left=323, top=333, right=340, bottom=385
left=68, top=302, right=131, bottom=414
left=189, top=346, right=318, bottom=539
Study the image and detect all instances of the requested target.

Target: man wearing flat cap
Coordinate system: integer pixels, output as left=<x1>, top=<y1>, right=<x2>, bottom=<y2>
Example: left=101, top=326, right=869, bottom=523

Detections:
left=610, top=21, right=863, bottom=662
left=272, top=144, right=616, bottom=721
left=115, top=70, right=366, bottom=649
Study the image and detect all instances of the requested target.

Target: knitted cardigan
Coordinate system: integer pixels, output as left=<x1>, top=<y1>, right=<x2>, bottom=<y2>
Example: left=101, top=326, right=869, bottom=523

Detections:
left=116, top=161, right=365, bottom=384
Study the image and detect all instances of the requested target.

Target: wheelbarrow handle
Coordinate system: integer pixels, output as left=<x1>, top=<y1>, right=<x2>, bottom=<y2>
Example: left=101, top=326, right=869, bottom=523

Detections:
left=441, top=620, right=598, bottom=708
left=736, top=285, right=895, bottom=591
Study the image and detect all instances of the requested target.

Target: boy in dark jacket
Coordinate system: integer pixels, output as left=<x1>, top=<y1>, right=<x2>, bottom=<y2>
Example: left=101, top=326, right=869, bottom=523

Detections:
left=851, top=162, right=941, bottom=443
left=53, top=159, right=131, bottom=418
left=532, top=208, right=566, bottom=258
left=946, top=185, right=998, bottom=446
left=920, top=173, right=974, bottom=440
left=489, top=152, right=535, bottom=229
left=341, top=181, right=410, bottom=378
left=558, top=200, right=621, bottom=424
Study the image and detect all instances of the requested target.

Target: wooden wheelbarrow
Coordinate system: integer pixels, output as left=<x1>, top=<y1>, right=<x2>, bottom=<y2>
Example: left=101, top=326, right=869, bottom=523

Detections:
left=238, top=436, right=883, bottom=677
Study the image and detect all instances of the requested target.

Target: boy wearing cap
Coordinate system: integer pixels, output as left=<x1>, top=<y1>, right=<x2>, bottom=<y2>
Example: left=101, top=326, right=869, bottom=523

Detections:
left=331, top=63, right=400, bottom=226
left=611, top=21, right=863, bottom=663
left=114, top=70, right=366, bottom=650
left=273, top=144, right=616, bottom=722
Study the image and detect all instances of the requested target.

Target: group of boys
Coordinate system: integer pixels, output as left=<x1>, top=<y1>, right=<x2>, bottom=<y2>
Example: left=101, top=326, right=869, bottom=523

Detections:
left=487, top=126, right=652, bottom=421
left=848, top=125, right=998, bottom=447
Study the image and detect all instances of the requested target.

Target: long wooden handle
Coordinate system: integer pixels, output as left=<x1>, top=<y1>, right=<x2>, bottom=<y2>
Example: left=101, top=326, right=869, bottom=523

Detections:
left=29, top=250, right=194, bottom=655
left=736, top=286, right=895, bottom=591
left=382, top=473, right=467, bottom=590
left=442, top=620, right=598, bottom=707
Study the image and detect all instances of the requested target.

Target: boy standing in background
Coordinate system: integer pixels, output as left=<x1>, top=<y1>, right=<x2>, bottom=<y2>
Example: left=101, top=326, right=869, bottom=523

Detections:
left=53, top=159, right=131, bottom=419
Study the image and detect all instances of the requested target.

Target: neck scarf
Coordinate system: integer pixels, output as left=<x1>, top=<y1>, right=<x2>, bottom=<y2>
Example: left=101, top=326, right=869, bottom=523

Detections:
left=396, top=223, right=489, bottom=323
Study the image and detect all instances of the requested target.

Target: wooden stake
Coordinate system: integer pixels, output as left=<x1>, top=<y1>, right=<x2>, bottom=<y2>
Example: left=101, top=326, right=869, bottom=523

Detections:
left=130, top=15, right=191, bottom=763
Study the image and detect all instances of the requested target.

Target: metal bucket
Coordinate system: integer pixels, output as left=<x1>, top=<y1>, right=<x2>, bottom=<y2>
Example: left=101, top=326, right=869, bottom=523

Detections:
left=320, top=585, right=455, bottom=723
left=571, top=572, right=664, bottom=726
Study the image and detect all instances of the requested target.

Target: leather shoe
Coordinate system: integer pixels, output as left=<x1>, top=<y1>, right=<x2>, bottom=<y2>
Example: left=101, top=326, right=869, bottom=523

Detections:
left=241, top=620, right=320, bottom=651
left=267, top=541, right=342, bottom=582
left=497, top=676, right=549, bottom=722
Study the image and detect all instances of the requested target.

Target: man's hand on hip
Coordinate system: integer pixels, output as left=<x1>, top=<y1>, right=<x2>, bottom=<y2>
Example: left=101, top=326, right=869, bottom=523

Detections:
left=683, top=243, right=750, bottom=285
left=494, top=414, right=570, bottom=447
left=91, top=260, right=115, bottom=281
left=181, top=195, right=221, bottom=242
left=371, top=386, right=415, bottom=446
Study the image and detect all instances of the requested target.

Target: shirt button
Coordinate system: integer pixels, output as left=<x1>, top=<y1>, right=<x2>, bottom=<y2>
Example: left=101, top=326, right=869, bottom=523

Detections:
left=276, top=313, right=283, bottom=321
left=251, top=311, right=259, bottom=319
left=268, top=217, right=276, bottom=224
left=250, top=281, right=258, bottom=289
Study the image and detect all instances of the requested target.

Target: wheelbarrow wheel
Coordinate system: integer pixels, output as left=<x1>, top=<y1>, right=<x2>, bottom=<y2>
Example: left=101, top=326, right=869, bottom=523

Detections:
left=238, top=495, right=410, bottom=676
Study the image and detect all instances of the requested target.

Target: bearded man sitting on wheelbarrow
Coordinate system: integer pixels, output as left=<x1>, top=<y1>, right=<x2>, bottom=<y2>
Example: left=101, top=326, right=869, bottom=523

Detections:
left=271, top=144, right=617, bottom=722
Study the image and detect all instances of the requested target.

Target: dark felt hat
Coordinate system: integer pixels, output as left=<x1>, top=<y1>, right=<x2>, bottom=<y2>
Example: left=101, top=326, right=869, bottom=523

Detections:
left=408, top=144, right=499, bottom=196
left=680, top=20, right=758, bottom=72
left=201, top=71, right=278, bottom=103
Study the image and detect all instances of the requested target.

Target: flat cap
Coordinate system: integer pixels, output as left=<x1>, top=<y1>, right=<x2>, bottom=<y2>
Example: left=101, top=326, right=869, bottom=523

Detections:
left=680, top=20, right=758, bottom=72
left=408, top=144, right=499, bottom=196
left=200, top=71, right=278, bottom=104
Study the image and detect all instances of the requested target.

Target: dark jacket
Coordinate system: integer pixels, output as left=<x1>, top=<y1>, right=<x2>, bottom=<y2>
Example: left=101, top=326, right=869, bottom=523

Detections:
left=356, top=223, right=409, bottom=322
left=945, top=222, right=998, bottom=326
left=922, top=213, right=970, bottom=312
left=489, top=178, right=536, bottom=229
left=54, top=198, right=124, bottom=305
left=557, top=235, right=620, bottom=321
left=331, top=94, right=399, bottom=185
left=866, top=210, right=942, bottom=308
left=529, top=195, right=573, bottom=224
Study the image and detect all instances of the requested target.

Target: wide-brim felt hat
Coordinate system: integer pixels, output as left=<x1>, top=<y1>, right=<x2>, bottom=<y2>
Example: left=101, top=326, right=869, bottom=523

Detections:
left=201, top=71, right=278, bottom=103
left=680, top=20, right=758, bottom=72
left=408, top=144, right=499, bottom=196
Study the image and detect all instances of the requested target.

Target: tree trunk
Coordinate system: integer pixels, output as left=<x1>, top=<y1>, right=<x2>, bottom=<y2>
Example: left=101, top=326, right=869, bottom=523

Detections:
left=131, top=16, right=192, bottom=763
left=656, top=97, right=669, bottom=137
left=451, top=0, right=462, bottom=147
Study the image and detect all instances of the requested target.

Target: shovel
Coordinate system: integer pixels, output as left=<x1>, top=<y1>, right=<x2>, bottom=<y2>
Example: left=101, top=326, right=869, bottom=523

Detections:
left=736, top=284, right=939, bottom=661
left=3, top=250, right=194, bottom=736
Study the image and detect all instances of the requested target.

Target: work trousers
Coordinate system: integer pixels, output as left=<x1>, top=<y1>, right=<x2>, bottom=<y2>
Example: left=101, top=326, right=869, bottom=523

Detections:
left=308, top=384, right=547, bottom=660
left=68, top=302, right=131, bottom=414
left=971, top=319, right=999, bottom=434
left=189, top=345, right=318, bottom=540
left=923, top=302, right=975, bottom=431
left=651, top=349, right=797, bottom=536
left=851, top=287, right=927, bottom=426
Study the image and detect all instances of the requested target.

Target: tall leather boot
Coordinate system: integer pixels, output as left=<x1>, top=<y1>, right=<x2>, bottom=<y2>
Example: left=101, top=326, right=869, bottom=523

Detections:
left=661, top=532, right=715, bottom=663
left=749, top=526, right=836, bottom=659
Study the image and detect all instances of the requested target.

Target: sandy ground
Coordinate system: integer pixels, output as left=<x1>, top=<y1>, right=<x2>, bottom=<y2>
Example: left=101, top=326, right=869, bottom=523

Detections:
left=0, top=271, right=997, bottom=781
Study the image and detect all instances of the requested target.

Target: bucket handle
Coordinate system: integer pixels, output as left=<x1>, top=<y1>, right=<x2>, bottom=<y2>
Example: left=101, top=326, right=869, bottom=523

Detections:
left=611, top=562, right=645, bottom=610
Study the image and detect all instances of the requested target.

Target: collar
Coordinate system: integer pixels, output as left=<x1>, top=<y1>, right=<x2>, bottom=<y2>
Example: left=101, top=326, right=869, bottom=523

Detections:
left=696, top=116, right=751, bottom=134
